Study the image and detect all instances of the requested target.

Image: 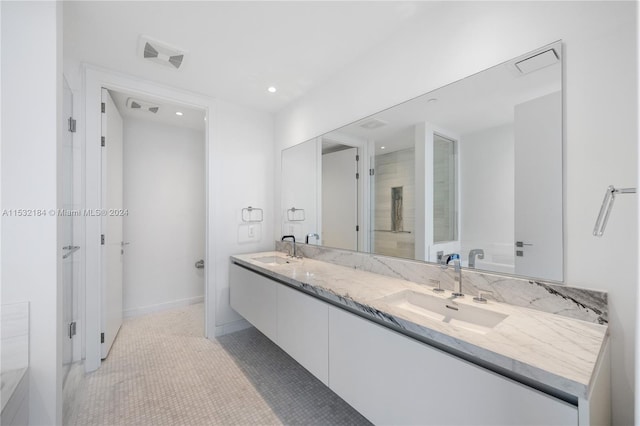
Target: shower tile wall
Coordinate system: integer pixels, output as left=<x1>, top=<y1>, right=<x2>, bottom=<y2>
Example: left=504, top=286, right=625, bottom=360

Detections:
left=374, top=148, right=414, bottom=258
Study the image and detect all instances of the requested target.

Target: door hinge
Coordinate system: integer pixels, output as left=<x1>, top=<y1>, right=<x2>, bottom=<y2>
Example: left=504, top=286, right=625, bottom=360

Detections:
left=101, top=102, right=106, bottom=113
left=100, top=332, right=105, bottom=343
left=356, top=225, right=359, bottom=232
left=68, top=321, right=77, bottom=339
left=101, top=136, right=105, bottom=147
left=356, top=154, right=360, bottom=162
left=68, top=117, right=77, bottom=133
left=101, top=234, right=105, bottom=245
left=369, top=168, right=375, bottom=176
left=356, top=172, right=360, bottom=180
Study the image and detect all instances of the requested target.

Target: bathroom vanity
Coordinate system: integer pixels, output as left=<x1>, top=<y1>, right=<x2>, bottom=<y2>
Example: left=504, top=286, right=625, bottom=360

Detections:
left=229, top=251, right=610, bottom=425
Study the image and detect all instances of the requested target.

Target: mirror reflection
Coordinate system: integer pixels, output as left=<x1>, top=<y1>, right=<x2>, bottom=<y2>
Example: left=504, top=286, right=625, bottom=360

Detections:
left=282, top=41, right=563, bottom=282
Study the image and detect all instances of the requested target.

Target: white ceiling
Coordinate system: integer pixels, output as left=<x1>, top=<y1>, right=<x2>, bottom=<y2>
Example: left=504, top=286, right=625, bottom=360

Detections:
left=331, top=43, right=562, bottom=154
left=64, top=1, right=433, bottom=113
left=109, top=89, right=206, bottom=131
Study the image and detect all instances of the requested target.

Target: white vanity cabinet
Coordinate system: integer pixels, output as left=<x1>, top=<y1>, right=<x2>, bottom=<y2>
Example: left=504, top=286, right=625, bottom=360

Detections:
left=229, top=264, right=277, bottom=342
left=328, top=306, right=578, bottom=425
left=276, top=284, right=329, bottom=385
left=229, top=264, right=329, bottom=384
left=229, top=261, right=608, bottom=425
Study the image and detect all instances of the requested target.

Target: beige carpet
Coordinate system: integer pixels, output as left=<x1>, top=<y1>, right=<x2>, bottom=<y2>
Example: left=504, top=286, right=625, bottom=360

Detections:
left=66, top=303, right=370, bottom=426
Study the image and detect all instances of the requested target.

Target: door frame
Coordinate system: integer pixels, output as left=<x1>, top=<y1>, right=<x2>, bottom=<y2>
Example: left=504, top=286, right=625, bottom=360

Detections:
left=83, top=65, right=216, bottom=372
left=319, top=132, right=370, bottom=252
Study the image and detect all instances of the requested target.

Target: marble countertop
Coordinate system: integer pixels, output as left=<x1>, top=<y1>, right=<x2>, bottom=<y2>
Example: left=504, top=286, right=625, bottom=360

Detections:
left=231, top=252, right=609, bottom=400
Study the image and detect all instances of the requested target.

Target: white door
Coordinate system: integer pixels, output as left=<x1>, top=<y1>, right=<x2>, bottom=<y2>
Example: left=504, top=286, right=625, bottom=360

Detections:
left=322, top=147, right=358, bottom=250
left=101, top=88, right=124, bottom=358
left=514, top=91, right=562, bottom=281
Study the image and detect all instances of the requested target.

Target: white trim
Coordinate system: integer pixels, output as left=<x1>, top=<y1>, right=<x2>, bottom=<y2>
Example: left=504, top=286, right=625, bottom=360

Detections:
left=83, top=65, right=217, bottom=372
left=315, top=137, right=322, bottom=244
left=123, top=296, right=205, bottom=319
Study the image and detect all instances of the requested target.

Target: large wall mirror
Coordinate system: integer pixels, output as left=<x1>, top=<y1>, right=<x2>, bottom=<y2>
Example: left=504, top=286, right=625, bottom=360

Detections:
left=282, top=41, right=563, bottom=282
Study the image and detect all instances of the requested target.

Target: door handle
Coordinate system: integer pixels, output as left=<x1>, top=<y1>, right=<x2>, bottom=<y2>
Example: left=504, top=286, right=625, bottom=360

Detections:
left=515, top=241, right=533, bottom=248
left=195, top=259, right=204, bottom=269
left=121, top=241, right=131, bottom=246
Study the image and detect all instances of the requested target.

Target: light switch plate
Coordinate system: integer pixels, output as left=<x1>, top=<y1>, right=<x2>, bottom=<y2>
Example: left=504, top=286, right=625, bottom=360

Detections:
left=238, top=223, right=261, bottom=243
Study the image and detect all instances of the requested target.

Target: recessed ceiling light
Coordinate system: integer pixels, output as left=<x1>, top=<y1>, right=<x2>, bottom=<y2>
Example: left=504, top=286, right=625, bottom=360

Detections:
left=175, top=111, right=183, bottom=116
left=268, top=86, right=277, bottom=93
left=380, top=146, right=386, bottom=150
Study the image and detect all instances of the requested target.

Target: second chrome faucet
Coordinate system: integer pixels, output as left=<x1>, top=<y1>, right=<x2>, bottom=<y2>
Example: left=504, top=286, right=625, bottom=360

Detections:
left=441, top=253, right=464, bottom=297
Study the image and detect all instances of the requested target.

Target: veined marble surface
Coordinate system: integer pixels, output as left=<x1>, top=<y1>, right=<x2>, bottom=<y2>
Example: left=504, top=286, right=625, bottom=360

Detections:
left=276, top=241, right=608, bottom=324
left=232, top=251, right=608, bottom=400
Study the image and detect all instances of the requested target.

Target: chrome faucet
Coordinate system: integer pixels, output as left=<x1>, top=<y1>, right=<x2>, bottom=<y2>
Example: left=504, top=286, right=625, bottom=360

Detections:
left=449, top=258, right=464, bottom=297
left=281, top=235, right=297, bottom=258
left=305, top=233, right=320, bottom=244
left=441, top=253, right=464, bottom=297
left=468, top=249, right=485, bottom=268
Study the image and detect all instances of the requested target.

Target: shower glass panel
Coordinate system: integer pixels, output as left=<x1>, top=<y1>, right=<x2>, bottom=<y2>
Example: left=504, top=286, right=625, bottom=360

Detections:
left=433, top=134, right=457, bottom=243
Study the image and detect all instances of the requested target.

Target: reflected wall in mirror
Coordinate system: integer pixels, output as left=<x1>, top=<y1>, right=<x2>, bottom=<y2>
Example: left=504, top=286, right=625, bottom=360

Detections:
left=281, top=41, right=563, bottom=282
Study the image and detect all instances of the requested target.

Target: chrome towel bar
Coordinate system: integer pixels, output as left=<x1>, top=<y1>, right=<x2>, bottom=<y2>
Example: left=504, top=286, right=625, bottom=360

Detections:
left=241, top=206, right=263, bottom=223
left=593, top=185, right=636, bottom=237
left=286, top=207, right=305, bottom=222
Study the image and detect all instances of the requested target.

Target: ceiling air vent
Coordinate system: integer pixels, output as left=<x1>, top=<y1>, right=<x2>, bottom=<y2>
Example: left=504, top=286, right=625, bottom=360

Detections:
left=126, top=98, right=160, bottom=114
left=138, top=35, right=186, bottom=70
left=359, top=118, right=387, bottom=130
left=515, top=48, right=559, bottom=74
left=507, top=46, right=560, bottom=77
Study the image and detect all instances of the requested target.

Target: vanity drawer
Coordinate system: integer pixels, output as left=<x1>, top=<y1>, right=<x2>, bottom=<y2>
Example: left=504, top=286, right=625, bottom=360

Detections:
left=229, top=264, right=277, bottom=342
left=276, top=284, right=329, bottom=385
left=328, top=306, right=578, bottom=426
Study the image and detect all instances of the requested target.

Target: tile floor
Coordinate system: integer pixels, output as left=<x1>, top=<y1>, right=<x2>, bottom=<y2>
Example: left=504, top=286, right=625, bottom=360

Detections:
left=66, top=303, right=371, bottom=425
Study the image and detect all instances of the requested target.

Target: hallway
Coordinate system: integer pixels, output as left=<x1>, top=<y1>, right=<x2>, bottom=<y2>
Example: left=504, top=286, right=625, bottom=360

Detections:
left=66, top=304, right=369, bottom=425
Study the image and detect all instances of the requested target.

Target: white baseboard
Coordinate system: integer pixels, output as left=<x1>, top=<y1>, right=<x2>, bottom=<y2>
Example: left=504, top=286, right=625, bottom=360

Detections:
left=214, top=318, right=252, bottom=337
left=123, top=296, right=204, bottom=319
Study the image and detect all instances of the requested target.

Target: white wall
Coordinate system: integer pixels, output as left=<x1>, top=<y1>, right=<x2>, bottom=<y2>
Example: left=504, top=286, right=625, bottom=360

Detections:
left=275, top=3, right=637, bottom=424
left=211, top=100, right=275, bottom=334
left=460, top=124, right=514, bottom=262
left=1, top=2, right=63, bottom=424
left=122, top=118, right=205, bottom=317
left=281, top=139, right=319, bottom=242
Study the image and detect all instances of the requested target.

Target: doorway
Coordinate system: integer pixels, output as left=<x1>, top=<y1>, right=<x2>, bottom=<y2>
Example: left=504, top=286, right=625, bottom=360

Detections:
left=84, top=67, right=215, bottom=373
left=321, top=141, right=359, bottom=251
left=100, top=88, right=206, bottom=358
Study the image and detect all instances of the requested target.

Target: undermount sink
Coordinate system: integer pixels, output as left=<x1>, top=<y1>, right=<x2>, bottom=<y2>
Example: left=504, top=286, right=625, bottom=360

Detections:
left=374, top=290, right=507, bottom=334
left=252, top=255, right=298, bottom=265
